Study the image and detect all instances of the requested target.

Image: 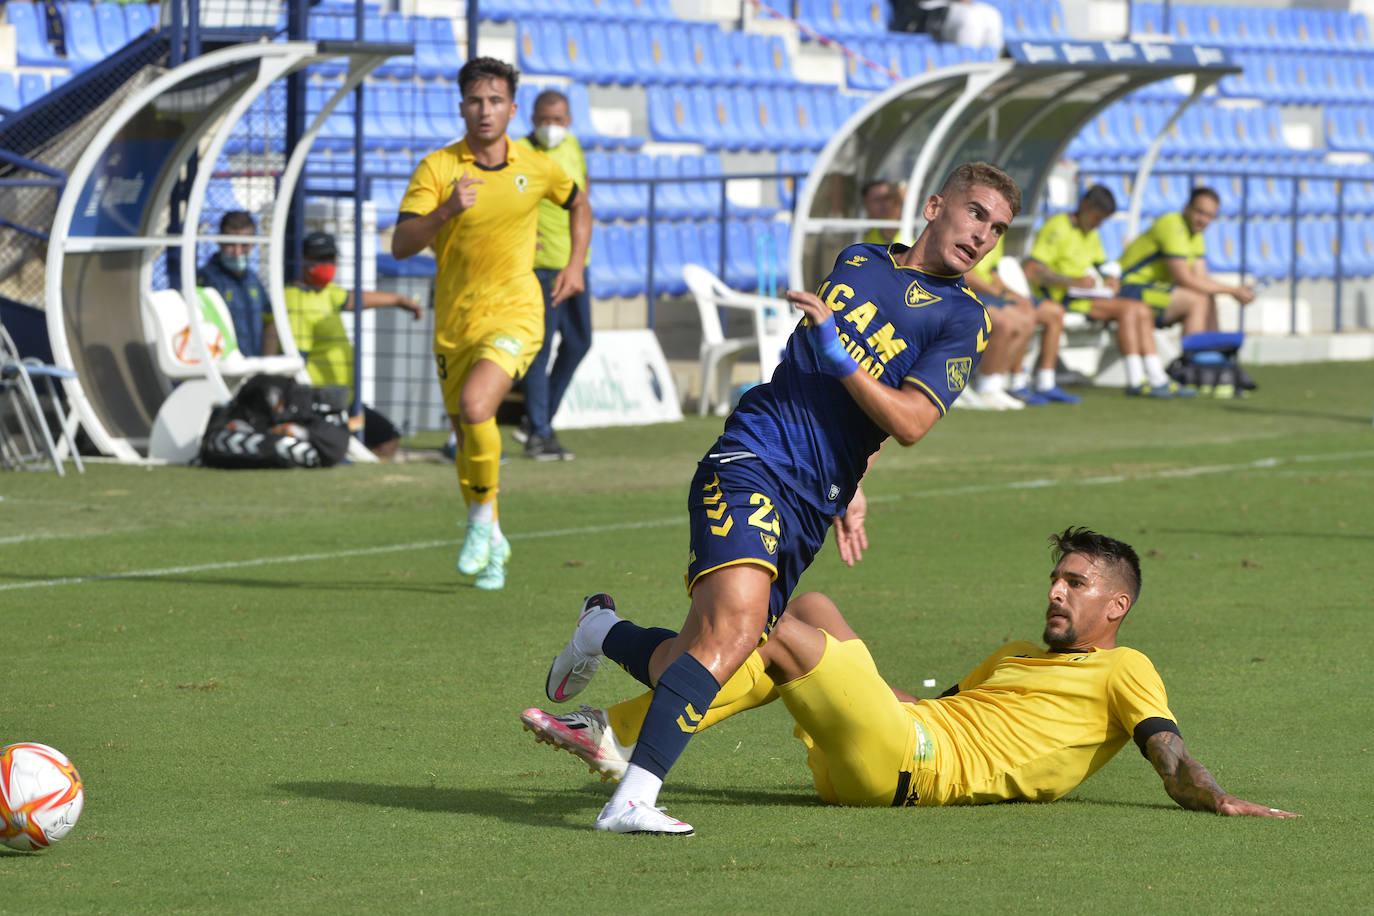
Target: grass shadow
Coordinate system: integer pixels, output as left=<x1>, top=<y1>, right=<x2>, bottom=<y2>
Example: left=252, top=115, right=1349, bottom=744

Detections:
left=276, top=780, right=819, bottom=831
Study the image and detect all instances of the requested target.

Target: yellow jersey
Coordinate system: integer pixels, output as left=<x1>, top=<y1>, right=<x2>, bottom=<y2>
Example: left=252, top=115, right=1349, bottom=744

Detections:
left=279, top=282, right=354, bottom=399
left=398, top=137, right=576, bottom=352
left=514, top=133, right=589, bottom=270
left=1026, top=212, right=1108, bottom=303
left=909, top=641, right=1175, bottom=805
left=1119, top=211, right=1207, bottom=287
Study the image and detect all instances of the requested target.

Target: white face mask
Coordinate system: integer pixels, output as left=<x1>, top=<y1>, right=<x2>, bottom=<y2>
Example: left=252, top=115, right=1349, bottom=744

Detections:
left=534, top=124, right=568, bottom=149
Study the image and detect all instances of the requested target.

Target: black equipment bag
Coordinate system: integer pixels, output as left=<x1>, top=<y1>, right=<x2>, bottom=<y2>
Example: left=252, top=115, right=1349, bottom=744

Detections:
left=199, top=374, right=351, bottom=469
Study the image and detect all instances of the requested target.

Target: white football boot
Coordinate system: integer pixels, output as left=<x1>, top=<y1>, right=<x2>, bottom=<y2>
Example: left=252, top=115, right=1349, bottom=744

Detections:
left=544, top=593, right=617, bottom=703
left=520, top=705, right=634, bottom=782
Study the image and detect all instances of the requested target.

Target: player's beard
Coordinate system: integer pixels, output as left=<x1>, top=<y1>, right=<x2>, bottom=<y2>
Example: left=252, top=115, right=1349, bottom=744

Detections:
left=1043, top=609, right=1075, bottom=650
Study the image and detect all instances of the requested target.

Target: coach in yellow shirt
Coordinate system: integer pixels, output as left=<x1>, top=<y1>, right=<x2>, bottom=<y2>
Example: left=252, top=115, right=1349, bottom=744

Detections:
left=392, top=57, right=592, bottom=591
left=1119, top=186, right=1255, bottom=335
left=523, top=527, right=1299, bottom=819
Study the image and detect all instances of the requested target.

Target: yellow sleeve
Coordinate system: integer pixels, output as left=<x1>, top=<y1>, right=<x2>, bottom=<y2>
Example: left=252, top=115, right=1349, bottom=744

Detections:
left=1106, top=648, right=1176, bottom=735
left=544, top=157, right=576, bottom=207
left=398, top=155, right=445, bottom=217
left=283, top=286, right=309, bottom=350
left=328, top=284, right=349, bottom=310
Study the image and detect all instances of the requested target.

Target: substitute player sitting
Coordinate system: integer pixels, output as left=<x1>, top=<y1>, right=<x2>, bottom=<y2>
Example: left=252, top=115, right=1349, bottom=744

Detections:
left=523, top=527, right=1298, bottom=819
left=391, top=57, right=592, bottom=590
left=1118, top=186, right=1255, bottom=336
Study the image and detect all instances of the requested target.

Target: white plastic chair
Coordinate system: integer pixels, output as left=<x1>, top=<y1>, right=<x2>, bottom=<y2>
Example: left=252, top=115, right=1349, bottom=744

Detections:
left=682, top=263, right=798, bottom=416
left=0, top=321, right=84, bottom=475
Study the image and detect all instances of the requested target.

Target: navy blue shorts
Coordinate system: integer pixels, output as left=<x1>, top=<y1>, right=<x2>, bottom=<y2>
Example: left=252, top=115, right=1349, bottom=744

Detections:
left=685, top=457, right=831, bottom=640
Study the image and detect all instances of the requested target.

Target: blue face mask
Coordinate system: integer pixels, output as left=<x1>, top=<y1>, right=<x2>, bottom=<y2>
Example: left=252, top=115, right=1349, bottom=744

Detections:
left=221, top=252, right=249, bottom=275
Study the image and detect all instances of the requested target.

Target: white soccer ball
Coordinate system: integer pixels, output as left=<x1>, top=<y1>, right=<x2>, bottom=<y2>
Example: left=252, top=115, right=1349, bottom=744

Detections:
left=0, top=743, right=85, bottom=851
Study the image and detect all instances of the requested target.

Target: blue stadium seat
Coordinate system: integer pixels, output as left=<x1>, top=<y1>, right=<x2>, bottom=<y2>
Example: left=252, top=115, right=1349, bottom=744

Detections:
left=367, top=82, right=415, bottom=150
left=612, top=153, right=649, bottom=220
left=1343, top=219, right=1374, bottom=277
left=17, top=72, right=48, bottom=107
left=749, top=219, right=787, bottom=294
left=586, top=22, right=635, bottom=86
left=588, top=223, right=623, bottom=296
left=1203, top=218, right=1241, bottom=273
left=370, top=13, right=413, bottom=79
left=849, top=0, right=890, bottom=39
left=1295, top=219, right=1335, bottom=279
left=649, top=221, right=687, bottom=295
left=516, top=22, right=550, bottom=76
left=651, top=155, right=693, bottom=221
left=1129, top=1, right=1164, bottom=39
left=94, top=1, right=129, bottom=54
left=1242, top=219, right=1287, bottom=281
left=680, top=24, right=726, bottom=86
left=677, top=221, right=713, bottom=277
left=422, top=82, right=463, bottom=144
left=7, top=1, right=66, bottom=68
left=1343, top=173, right=1374, bottom=216
left=765, top=87, right=809, bottom=152
left=754, top=36, right=793, bottom=86
left=692, top=87, right=736, bottom=153
left=678, top=155, right=720, bottom=220
left=699, top=153, right=728, bottom=218
left=561, top=21, right=599, bottom=83
left=61, top=2, right=107, bottom=71
left=563, top=83, right=620, bottom=149
left=626, top=24, right=671, bottom=85
left=479, top=0, right=528, bottom=24
left=725, top=219, right=759, bottom=291
left=0, top=72, right=20, bottom=117
left=585, top=153, right=622, bottom=222
left=613, top=222, right=647, bottom=297
left=698, top=221, right=750, bottom=289
left=1296, top=177, right=1338, bottom=218
left=647, top=85, right=691, bottom=143
left=414, top=16, right=460, bottom=79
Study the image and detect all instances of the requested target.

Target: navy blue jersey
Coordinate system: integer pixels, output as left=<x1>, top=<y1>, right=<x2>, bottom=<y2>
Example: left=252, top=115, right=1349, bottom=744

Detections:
left=710, top=242, right=990, bottom=517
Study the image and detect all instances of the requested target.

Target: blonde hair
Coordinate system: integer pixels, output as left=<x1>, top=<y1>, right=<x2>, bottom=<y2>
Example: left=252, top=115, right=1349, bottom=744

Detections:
left=940, top=162, right=1022, bottom=219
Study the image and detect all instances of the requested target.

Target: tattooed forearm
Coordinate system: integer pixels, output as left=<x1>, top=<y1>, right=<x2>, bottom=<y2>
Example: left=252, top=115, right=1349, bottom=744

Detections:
left=1146, top=731, right=1225, bottom=813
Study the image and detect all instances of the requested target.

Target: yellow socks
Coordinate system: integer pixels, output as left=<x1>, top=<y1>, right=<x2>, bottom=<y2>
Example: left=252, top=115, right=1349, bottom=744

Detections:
left=606, top=651, right=778, bottom=744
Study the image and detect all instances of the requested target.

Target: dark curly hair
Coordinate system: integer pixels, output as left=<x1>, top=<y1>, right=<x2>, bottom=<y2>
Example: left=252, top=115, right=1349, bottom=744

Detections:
left=1049, top=526, right=1141, bottom=606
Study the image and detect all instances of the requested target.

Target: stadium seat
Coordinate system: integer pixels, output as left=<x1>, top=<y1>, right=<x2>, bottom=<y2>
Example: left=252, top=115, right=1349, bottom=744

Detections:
left=762, top=87, right=807, bottom=152
left=588, top=223, right=622, bottom=297
left=6, top=1, right=67, bottom=68
left=754, top=36, right=793, bottom=86
left=1295, top=219, right=1336, bottom=280
left=17, top=73, right=48, bottom=107
left=414, top=16, right=461, bottom=80
left=613, top=223, right=647, bottom=297
left=650, top=155, right=692, bottom=221
left=678, top=155, right=719, bottom=220
left=61, top=2, right=107, bottom=71
left=611, top=153, right=648, bottom=221
left=648, top=221, right=687, bottom=296
left=1243, top=219, right=1292, bottom=281
left=1203, top=218, right=1242, bottom=274
left=0, top=73, right=19, bottom=117
left=1343, top=219, right=1374, bottom=277
left=93, top=2, right=129, bottom=55
left=585, top=22, right=635, bottom=87
left=560, top=21, right=599, bottom=84
left=120, top=0, right=152, bottom=39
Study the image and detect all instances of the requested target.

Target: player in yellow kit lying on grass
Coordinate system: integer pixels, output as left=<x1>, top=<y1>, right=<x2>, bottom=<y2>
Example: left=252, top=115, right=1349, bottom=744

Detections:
left=523, top=527, right=1298, bottom=818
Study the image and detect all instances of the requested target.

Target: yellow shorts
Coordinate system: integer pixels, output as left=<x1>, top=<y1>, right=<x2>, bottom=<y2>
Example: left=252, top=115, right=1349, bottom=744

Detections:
left=433, top=310, right=543, bottom=417
left=778, top=633, right=934, bottom=807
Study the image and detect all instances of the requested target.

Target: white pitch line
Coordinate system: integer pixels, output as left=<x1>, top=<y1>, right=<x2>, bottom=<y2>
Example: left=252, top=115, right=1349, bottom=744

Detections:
left=3, top=448, right=1373, bottom=593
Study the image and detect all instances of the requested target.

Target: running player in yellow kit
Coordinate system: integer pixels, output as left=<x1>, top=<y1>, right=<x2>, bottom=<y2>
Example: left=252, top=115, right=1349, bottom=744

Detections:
left=392, top=57, right=592, bottom=590
left=523, top=527, right=1298, bottom=819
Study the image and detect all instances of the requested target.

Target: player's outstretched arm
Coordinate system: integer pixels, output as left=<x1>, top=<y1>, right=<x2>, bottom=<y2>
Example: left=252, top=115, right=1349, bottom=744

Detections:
left=1144, top=731, right=1299, bottom=818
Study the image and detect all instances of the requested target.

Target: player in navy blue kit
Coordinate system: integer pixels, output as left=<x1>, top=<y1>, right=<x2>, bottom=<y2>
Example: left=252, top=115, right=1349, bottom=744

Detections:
left=538, top=162, right=1021, bottom=834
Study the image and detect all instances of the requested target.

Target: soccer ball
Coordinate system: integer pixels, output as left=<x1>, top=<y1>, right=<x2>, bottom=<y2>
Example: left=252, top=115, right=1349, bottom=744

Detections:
left=0, top=743, right=84, bottom=851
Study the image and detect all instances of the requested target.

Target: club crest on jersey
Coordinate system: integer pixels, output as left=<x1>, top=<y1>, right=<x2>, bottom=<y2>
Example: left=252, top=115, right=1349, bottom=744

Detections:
left=514, top=174, right=529, bottom=192
left=845, top=255, right=867, bottom=266
left=905, top=280, right=941, bottom=308
left=946, top=357, right=972, bottom=391
left=760, top=532, right=778, bottom=555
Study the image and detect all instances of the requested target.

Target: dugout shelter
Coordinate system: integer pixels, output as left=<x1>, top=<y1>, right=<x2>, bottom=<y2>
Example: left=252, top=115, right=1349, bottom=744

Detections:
left=0, top=12, right=407, bottom=462
left=789, top=40, right=1239, bottom=292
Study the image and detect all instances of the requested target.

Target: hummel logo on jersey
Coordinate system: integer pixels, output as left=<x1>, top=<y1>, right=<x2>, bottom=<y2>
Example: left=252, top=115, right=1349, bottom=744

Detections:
left=905, top=279, right=941, bottom=307
left=845, top=255, right=868, bottom=266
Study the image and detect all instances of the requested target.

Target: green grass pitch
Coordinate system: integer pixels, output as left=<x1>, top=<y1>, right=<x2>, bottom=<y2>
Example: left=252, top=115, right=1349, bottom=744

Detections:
left=1, top=361, right=1370, bottom=912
